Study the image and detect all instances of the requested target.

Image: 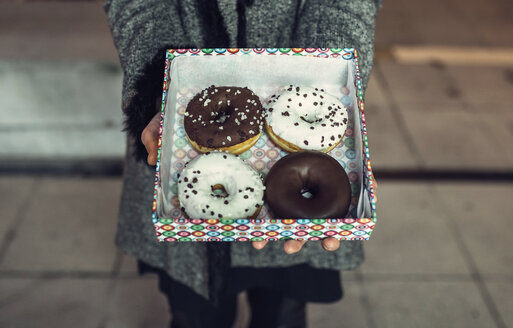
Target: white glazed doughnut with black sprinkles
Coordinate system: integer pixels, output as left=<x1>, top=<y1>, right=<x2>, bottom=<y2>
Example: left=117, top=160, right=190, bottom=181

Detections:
left=177, top=152, right=265, bottom=219
left=265, top=85, right=349, bottom=153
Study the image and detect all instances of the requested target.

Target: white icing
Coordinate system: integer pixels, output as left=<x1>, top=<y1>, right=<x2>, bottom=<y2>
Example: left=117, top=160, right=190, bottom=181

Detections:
left=178, top=152, right=265, bottom=219
left=265, top=86, right=348, bottom=150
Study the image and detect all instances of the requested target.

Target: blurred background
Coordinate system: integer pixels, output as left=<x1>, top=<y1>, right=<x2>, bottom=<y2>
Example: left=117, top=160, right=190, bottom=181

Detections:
left=0, top=0, right=512, bottom=327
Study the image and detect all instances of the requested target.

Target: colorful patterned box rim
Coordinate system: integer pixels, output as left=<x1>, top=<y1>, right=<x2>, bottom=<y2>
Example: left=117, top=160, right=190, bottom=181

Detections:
left=152, top=48, right=377, bottom=242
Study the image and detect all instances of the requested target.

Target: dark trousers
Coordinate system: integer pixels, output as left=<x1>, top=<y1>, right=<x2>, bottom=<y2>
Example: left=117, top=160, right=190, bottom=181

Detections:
left=157, top=270, right=307, bottom=328
left=139, top=259, right=343, bottom=328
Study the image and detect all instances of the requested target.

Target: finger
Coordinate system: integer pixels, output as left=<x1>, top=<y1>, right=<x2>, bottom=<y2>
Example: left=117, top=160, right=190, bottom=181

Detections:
left=284, top=240, right=306, bottom=254
left=252, top=240, right=268, bottom=250
left=373, top=178, right=378, bottom=203
left=321, top=237, right=340, bottom=251
left=141, top=113, right=161, bottom=165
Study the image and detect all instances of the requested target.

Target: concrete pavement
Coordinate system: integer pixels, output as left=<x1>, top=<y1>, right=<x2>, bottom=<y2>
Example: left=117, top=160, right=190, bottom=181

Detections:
left=1, top=177, right=512, bottom=328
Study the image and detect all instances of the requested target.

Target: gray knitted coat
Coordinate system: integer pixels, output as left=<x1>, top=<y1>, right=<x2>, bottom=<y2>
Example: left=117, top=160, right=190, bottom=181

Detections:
left=104, top=0, right=381, bottom=302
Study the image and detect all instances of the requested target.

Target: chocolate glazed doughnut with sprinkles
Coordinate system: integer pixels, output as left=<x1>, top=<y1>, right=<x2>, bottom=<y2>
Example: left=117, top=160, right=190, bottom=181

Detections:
left=265, top=151, right=351, bottom=219
left=177, top=152, right=265, bottom=220
left=184, top=85, right=264, bottom=155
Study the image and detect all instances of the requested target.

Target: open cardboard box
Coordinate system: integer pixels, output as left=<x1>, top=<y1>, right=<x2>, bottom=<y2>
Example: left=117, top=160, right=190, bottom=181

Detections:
left=151, top=48, right=376, bottom=242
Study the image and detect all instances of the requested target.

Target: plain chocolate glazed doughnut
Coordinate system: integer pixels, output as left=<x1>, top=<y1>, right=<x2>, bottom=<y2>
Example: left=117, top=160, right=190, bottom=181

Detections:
left=265, top=151, right=351, bottom=219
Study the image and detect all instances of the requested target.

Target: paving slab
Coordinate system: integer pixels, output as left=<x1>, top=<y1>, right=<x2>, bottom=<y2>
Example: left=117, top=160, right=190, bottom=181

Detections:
left=400, top=107, right=513, bottom=169
left=377, top=62, right=470, bottom=107
left=0, top=128, right=125, bottom=158
left=447, top=0, right=513, bottom=47
left=0, top=278, right=111, bottom=328
left=408, top=12, right=487, bottom=47
left=0, top=177, right=122, bottom=272
left=0, top=60, right=125, bottom=159
left=364, top=74, right=421, bottom=169
left=0, top=176, right=37, bottom=240
left=448, top=65, right=513, bottom=108
left=0, top=61, right=122, bottom=125
left=361, top=181, right=470, bottom=275
left=119, top=254, right=140, bottom=274
left=478, top=19, right=513, bottom=47
left=374, top=0, right=513, bottom=47
left=308, top=279, right=370, bottom=328
left=433, top=182, right=513, bottom=275
left=374, top=7, right=421, bottom=47
left=482, top=112, right=513, bottom=165
left=0, top=2, right=117, bottom=60
left=364, top=281, right=496, bottom=328
left=103, top=278, right=170, bottom=328
left=485, top=281, right=513, bottom=328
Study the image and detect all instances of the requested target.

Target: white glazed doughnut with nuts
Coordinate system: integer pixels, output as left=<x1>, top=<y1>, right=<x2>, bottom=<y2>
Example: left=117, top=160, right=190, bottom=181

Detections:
left=265, top=85, right=348, bottom=153
left=177, top=152, right=265, bottom=219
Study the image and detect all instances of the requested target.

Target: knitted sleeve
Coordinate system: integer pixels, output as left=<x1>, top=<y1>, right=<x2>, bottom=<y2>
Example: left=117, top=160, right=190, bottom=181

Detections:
left=293, top=0, right=383, bottom=91
left=104, top=0, right=193, bottom=160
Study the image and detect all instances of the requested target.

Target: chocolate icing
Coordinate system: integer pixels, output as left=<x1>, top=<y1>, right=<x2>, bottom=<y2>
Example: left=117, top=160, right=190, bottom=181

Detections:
left=184, top=86, right=263, bottom=148
left=265, top=151, right=351, bottom=219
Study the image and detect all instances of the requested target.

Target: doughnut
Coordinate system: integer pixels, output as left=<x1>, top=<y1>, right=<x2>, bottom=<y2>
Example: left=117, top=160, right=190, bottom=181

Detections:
left=265, top=85, right=348, bottom=153
left=265, top=151, right=351, bottom=219
left=184, top=86, right=264, bottom=155
left=177, top=152, right=265, bottom=219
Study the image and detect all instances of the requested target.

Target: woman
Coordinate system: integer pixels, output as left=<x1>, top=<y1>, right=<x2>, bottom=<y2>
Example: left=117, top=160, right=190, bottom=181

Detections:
left=104, top=1, right=381, bottom=327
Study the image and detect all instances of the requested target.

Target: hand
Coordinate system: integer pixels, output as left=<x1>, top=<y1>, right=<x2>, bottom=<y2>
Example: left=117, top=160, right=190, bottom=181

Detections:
left=252, top=237, right=340, bottom=254
left=141, top=112, right=161, bottom=165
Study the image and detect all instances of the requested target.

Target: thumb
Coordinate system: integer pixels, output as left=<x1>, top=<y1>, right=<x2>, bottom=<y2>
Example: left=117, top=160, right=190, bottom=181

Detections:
left=141, top=112, right=161, bottom=165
